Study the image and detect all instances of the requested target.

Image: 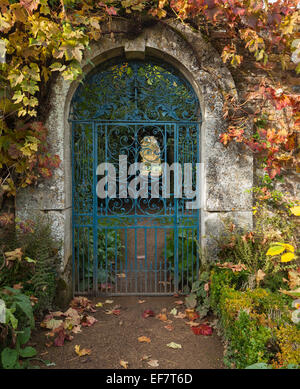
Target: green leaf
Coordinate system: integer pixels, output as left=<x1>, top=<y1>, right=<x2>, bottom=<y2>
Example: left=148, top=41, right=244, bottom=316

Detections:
left=6, top=308, right=18, bottom=329
left=245, top=363, right=272, bottom=369
left=1, top=348, right=18, bottom=369
left=24, top=256, right=36, bottom=263
left=185, top=293, right=197, bottom=309
left=15, top=294, right=34, bottom=327
left=266, top=246, right=285, bottom=256
left=19, top=346, right=37, bottom=358
left=18, top=327, right=31, bottom=345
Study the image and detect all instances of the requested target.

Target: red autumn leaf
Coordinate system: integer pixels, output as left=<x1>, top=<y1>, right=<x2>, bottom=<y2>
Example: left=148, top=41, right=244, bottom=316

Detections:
left=106, top=6, right=117, bottom=16
left=52, top=325, right=68, bottom=347
left=191, top=324, right=213, bottom=336
left=81, top=315, right=98, bottom=327
left=142, top=310, right=155, bottom=318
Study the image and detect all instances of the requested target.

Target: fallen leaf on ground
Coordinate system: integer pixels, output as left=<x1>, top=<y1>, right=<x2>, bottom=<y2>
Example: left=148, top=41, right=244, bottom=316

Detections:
left=41, top=317, right=63, bottom=330
left=95, top=302, right=103, bottom=308
left=120, top=360, right=128, bottom=369
left=164, top=325, right=174, bottom=331
left=138, top=336, right=151, bottom=343
left=81, top=315, right=97, bottom=327
left=72, top=325, right=82, bottom=334
left=74, top=345, right=92, bottom=357
left=105, top=309, right=121, bottom=315
left=52, top=325, right=73, bottom=347
left=170, top=308, right=177, bottom=316
left=52, top=311, right=64, bottom=317
left=138, top=300, right=146, bottom=304
left=105, top=300, right=114, bottom=304
left=174, top=312, right=186, bottom=319
left=156, top=313, right=168, bottom=322
left=167, top=342, right=182, bottom=349
left=191, top=324, right=213, bottom=336
left=147, top=359, right=159, bottom=367
left=185, top=311, right=199, bottom=321
left=64, top=308, right=81, bottom=326
left=142, top=309, right=155, bottom=318
left=70, top=297, right=95, bottom=312
left=140, top=355, right=151, bottom=361
left=185, top=321, right=200, bottom=327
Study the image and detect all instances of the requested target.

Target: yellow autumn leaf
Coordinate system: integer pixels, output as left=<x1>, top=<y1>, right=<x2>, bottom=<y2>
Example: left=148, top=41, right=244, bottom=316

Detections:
left=281, top=252, right=296, bottom=263
left=283, top=244, right=295, bottom=252
left=138, top=336, right=151, bottom=343
left=266, top=246, right=285, bottom=256
left=120, top=360, right=128, bottom=369
left=273, top=242, right=295, bottom=252
left=74, top=345, right=91, bottom=357
left=290, top=206, right=300, bottom=216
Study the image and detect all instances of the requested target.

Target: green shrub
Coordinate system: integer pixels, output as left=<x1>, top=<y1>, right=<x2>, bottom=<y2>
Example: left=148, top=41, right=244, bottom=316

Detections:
left=210, top=267, right=296, bottom=368
left=210, top=267, right=250, bottom=313
left=0, top=218, right=60, bottom=317
left=0, top=287, right=36, bottom=369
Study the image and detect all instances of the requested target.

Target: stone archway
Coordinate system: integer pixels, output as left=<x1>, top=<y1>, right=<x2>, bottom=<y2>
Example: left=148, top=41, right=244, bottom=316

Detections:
left=16, top=20, right=253, bottom=304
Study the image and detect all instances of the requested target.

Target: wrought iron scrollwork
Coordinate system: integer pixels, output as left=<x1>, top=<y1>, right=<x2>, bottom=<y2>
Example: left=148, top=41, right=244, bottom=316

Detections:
left=70, top=59, right=200, bottom=122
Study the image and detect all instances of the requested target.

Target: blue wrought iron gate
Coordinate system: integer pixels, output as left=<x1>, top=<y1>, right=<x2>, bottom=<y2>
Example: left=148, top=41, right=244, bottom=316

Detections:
left=70, top=59, right=201, bottom=296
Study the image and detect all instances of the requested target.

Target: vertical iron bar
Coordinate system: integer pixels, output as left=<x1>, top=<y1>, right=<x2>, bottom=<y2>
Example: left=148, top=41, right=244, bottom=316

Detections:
left=125, top=229, right=128, bottom=294
left=144, top=228, right=147, bottom=293
left=196, top=122, right=200, bottom=279
left=174, top=123, right=179, bottom=293
left=115, top=229, right=118, bottom=293
left=71, top=122, right=76, bottom=296
left=135, top=227, right=137, bottom=293
left=92, top=122, right=98, bottom=294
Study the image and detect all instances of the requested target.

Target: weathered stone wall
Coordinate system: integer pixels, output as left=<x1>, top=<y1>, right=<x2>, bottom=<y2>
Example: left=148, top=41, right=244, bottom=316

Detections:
left=209, top=30, right=300, bottom=200
left=15, top=20, right=254, bottom=303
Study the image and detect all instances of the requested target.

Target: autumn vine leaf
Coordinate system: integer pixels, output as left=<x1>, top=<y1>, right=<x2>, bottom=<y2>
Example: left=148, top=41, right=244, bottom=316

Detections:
left=74, top=345, right=92, bottom=357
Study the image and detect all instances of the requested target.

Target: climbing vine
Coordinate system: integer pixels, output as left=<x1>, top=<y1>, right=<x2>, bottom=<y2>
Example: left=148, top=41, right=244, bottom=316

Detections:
left=0, top=0, right=299, bottom=198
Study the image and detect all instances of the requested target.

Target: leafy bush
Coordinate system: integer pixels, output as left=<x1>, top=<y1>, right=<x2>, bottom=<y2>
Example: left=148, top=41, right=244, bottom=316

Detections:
left=0, top=218, right=59, bottom=317
left=275, top=325, right=300, bottom=368
left=185, top=270, right=211, bottom=319
left=210, top=267, right=299, bottom=368
left=210, top=267, right=250, bottom=313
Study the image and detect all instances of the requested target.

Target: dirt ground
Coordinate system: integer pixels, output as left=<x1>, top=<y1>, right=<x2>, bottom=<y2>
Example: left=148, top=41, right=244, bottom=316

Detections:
left=30, top=296, right=225, bottom=369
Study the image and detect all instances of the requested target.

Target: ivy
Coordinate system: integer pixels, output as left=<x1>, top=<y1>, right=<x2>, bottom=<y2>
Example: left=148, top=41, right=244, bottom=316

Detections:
left=0, top=0, right=299, bottom=196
